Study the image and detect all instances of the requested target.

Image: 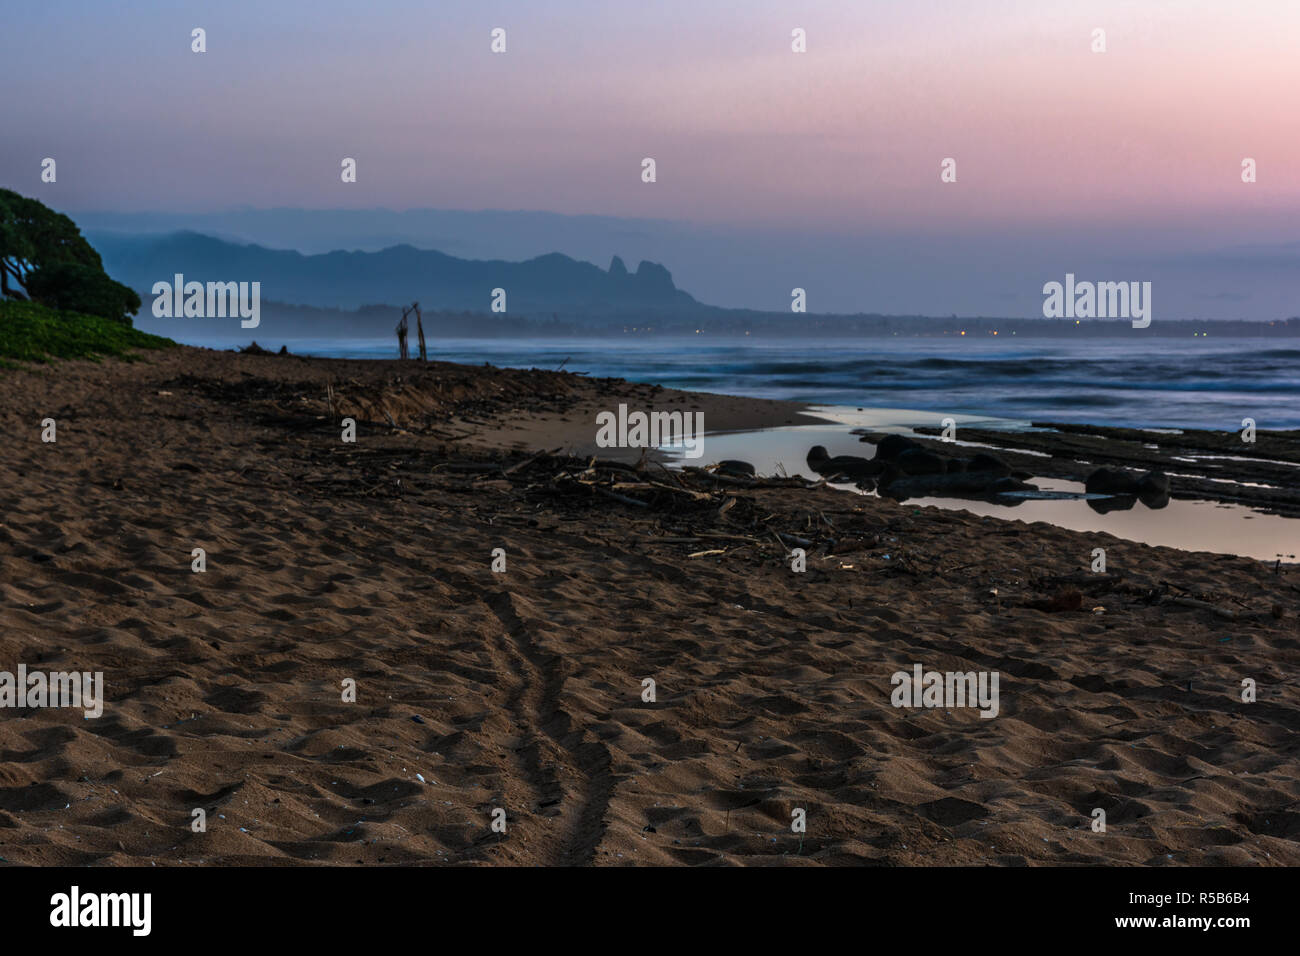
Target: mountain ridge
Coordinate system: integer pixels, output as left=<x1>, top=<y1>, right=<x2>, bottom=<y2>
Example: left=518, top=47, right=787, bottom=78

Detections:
left=88, top=230, right=702, bottom=318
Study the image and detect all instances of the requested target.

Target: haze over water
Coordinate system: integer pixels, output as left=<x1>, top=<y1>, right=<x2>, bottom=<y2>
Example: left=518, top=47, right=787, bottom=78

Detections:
left=181, top=335, right=1300, bottom=432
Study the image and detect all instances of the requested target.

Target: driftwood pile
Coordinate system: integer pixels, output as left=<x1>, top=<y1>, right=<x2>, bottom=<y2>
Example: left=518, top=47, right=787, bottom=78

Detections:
left=1028, top=570, right=1287, bottom=622
left=419, top=450, right=901, bottom=563
left=276, top=440, right=1289, bottom=621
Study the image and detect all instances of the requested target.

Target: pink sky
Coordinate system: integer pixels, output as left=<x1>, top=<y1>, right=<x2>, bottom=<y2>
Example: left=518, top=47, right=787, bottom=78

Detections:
left=5, top=0, right=1296, bottom=232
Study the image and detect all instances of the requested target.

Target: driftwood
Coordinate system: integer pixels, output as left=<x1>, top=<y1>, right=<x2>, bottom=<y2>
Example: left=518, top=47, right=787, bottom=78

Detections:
left=591, top=485, right=649, bottom=508
left=1029, top=570, right=1274, bottom=621
left=414, top=302, right=427, bottom=362
left=1162, top=595, right=1260, bottom=621
left=314, top=445, right=846, bottom=556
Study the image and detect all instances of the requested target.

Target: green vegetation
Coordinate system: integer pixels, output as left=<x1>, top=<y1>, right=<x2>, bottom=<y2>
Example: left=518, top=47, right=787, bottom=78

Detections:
left=1, top=188, right=141, bottom=324
left=0, top=299, right=173, bottom=366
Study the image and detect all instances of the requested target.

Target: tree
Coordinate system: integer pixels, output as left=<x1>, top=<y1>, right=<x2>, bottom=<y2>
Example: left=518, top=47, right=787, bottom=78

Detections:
left=0, top=188, right=140, bottom=324
left=23, top=261, right=142, bottom=325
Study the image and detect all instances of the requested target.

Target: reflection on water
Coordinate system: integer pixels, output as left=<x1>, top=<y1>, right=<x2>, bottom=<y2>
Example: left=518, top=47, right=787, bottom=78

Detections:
left=661, top=417, right=1299, bottom=562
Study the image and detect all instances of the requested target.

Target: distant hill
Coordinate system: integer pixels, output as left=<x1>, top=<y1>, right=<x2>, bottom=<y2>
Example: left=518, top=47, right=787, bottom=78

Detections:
left=88, top=231, right=702, bottom=317
left=83, top=230, right=1300, bottom=342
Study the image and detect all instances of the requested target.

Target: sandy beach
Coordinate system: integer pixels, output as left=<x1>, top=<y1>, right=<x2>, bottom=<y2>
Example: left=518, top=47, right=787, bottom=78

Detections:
left=1, top=346, right=1298, bottom=866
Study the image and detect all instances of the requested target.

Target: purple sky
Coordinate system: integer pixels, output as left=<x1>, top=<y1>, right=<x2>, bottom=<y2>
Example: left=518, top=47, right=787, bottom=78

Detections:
left=4, top=0, right=1297, bottom=316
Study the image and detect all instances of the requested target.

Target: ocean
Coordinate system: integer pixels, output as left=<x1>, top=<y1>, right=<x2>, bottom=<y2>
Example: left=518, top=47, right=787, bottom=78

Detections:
left=214, top=335, right=1300, bottom=431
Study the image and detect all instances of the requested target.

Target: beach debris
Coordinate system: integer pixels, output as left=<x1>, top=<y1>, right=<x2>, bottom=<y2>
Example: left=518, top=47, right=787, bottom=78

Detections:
left=1024, top=588, right=1083, bottom=613
left=1163, top=596, right=1252, bottom=621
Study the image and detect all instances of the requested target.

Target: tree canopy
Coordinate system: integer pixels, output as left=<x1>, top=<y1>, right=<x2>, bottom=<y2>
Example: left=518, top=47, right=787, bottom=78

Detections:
left=0, top=189, right=140, bottom=324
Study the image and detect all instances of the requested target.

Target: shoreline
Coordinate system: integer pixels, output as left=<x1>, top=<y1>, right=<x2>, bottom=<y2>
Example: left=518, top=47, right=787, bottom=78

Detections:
left=2, top=345, right=1298, bottom=866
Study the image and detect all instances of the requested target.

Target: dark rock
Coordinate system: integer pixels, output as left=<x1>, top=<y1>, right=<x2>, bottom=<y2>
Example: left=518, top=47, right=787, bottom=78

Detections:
left=989, top=476, right=1037, bottom=494
left=1139, top=489, right=1171, bottom=510
left=1136, top=470, right=1170, bottom=496
left=807, top=446, right=883, bottom=480
left=967, top=452, right=1011, bottom=476
left=1085, top=467, right=1141, bottom=495
left=895, top=448, right=947, bottom=476
left=878, top=471, right=1037, bottom=500
left=807, top=445, right=832, bottom=468
left=876, top=462, right=903, bottom=487
left=716, top=459, right=755, bottom=478
left=1134, top=470, right=1171, bottom=509
left=1087, top=494, right=1136, bottom=514
left=873, top=434, right=924, bottom=460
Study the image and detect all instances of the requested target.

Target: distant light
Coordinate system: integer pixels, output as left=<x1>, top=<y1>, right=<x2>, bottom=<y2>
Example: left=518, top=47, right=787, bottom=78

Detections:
left=960, top=330, right=966, bottom=336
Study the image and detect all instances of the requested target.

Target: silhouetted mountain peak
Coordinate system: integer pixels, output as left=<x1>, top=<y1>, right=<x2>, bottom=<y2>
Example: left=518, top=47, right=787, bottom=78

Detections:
left=634, top=260, right=674, bottom=291
left=88, top=231, right=699, bottom=318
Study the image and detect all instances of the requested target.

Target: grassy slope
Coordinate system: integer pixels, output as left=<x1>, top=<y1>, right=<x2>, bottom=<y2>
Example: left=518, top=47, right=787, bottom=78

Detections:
left=0, top=299, right=174, bottom=366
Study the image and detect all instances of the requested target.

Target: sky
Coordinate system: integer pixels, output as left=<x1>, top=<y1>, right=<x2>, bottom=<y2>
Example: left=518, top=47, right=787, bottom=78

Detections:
left=3, top=0, right=1298, bottom=316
